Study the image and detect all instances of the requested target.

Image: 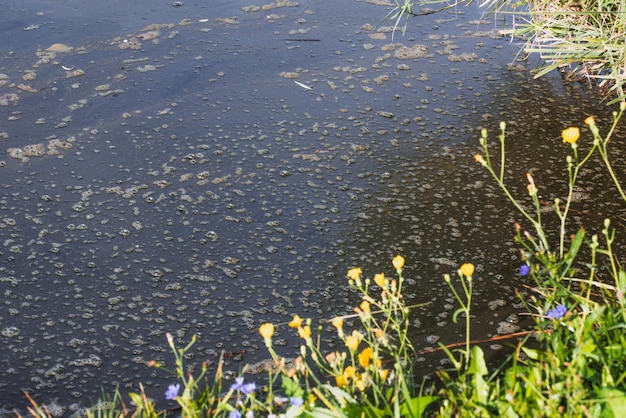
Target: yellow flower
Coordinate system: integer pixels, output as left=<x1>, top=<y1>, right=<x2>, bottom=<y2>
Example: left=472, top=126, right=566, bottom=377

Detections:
left=373, top=273, right=386, bottom=288
left=331, top=316, right=344, bottom=330
left=259, top=323, right=274, bottom=346
left=584, top=116, right=595, bottom=126
left=355, top=377, right=367, bottom=392
left=392, top=255, right=405, bottom=271
left=335, top=374, right=348, bottom=388
left=347, top=267, right=362, bottom=281
left=343, top=365, right=356, bottom=379
left=373, top=327, right=388, bottom=344
left=561, top=127, right=580, bottom=144
left=345, top=330, right=363, bottom=352
left=474, top=154, right=486, bottom=166
left=359, top=300, right=370, bottom=313
left=288, top=315, right=303, bottom=329
left=358, top=347, right=373, bottom=368
left=378, top=369, right=389, bottom=381
left=298, top=325, right=312, bottom=340
left=460, top=263, right=475, bottom=277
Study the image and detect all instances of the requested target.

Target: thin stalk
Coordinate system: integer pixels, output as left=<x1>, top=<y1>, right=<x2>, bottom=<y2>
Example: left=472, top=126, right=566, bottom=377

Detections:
left=558, top=143, right=597, bottom=257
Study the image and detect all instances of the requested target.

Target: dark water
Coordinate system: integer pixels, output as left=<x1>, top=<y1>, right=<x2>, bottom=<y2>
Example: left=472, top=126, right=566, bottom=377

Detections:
left=1, top=0, right=624, bottom=414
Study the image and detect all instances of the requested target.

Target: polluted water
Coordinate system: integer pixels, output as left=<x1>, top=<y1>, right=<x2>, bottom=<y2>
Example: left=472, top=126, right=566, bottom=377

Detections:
left=1, top=0, right=625, bottom=414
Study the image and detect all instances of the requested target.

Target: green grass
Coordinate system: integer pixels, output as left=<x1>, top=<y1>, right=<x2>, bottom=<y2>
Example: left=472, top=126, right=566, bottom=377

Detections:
left=387, top=0, right=626, bottom=104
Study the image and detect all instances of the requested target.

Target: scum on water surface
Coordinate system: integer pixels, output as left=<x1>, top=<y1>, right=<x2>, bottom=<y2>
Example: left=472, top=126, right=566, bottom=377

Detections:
left=1, top=0, right=624, bottom=413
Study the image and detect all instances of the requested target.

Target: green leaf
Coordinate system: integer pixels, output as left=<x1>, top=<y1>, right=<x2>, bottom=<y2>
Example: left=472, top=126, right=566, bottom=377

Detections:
left=598, top=388, right=626, bottom=418
left=521, top=346, right=539, bottom=360
left=127, top=392, right=143, bottom=406
left=438, top=343, right=461, bottom=370
left=345, top=404, right=388, bottom=418
left=400, top=395, right=439, bottom=417
left=284, top=405, right=306, bottom=418
left=281, top=375, right=305, bottom=398
left=468, top=346, right=488, bottom=376
left=309, top=407, right=347, bottom=418
left=619, top=270, right=626, bottom=292
left=322, top=384, right=357, bottom=405
left=452, top=307, right=465, bottom=324
left=567, top=228, right=585, bottom=260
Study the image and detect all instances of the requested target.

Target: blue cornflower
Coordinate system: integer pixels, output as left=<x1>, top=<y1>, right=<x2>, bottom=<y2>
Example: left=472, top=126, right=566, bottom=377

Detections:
left=546, top=304, right=567, bottom=320
left=164, top=383, right=180, bottom=400
left=229, top=411, right=242, bottom=418
left=519, top=264, right=530, bottom=276
left=290, top=397, right=304, bottom=406
left=230, top=377, right=256, bottom=395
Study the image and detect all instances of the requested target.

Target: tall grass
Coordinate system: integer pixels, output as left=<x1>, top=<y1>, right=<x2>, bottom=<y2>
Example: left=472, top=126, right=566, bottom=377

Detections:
left=387, top=0, right=626, bottom=104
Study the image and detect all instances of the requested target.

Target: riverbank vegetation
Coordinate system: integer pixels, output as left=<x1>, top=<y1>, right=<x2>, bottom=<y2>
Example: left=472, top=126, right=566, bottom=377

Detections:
left=387, top=0, right=626, bottom=104
left=20, top=107, right=626, bottom=416
left=18, top=2, right=626, bottom=416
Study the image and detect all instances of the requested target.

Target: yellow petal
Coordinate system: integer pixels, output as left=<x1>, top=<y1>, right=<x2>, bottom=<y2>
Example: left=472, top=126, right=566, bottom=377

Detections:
left=373, top=273, right=386, bottom=288
left=392, top=255, right=405, bottom=271
left=298, top=325, right=311, bottom=340
left=359, top=300, right=370, bottom=313
left=331, top=316, right=344, bottom=329
left=259, top=323, right=274, bottom=339
left=460, top=263, right=475, bottom=277
left=288, top=315, right=303, bottom=329
left=561, top=127, right=580, bottom=144
left=358, top=347, right=373, bottom=368
left=347, top=267, right=362, bottom=281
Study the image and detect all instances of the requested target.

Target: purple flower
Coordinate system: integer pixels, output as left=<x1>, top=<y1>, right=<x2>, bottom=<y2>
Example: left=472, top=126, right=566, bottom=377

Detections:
left=164, top=383, right=180, bottom=400
left=546, top=304, right=567, bottom=320
left=242, top=382, right=256, bottom=395
left=290, top=397, right=304, bottom=406
left=229, top=411, right=242, bottom=418
left=230, top=377, right=256, bottom=395
left=519, top=265, right=530, bottom=276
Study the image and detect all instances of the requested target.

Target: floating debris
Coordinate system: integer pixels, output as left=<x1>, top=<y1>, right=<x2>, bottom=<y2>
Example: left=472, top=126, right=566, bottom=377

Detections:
left=293, top=80, right=312, bottom=90
left=46, top=43, right=73, bottom=53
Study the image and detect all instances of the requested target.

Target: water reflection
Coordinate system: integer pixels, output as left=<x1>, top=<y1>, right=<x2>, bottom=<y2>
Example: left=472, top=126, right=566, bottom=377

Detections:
left=1, top=0, right=624, bottom=413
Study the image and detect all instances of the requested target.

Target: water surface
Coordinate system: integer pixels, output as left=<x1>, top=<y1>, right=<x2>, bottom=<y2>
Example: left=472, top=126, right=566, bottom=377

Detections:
left=1, top=0, right=623, bottom=413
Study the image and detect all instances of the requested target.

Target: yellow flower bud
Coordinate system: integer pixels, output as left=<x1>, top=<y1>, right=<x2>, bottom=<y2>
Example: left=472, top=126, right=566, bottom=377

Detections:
left=259, top=323, right=274, bottom=341
left=325, top=351, right=337, bottom=366
left=392, top=255, right=405, bottom=271
left=359, top=300, right=371, bottom=313
left=373, top=273, right=386, bottom=288
left=288, top=315, right=303, bottom=329
left=347, top=267, right=362, bottom=281
left=584, top=116, right=595, bottom=126
left=526, top=172, right=538, bottom=196
left=355, top=378, right=367, bottom=392
left=358, top=347, right=373, bottom=368
left=335, top=374, right=348, bottom=388
left=345, top=330, right=362, bottom=352
left=331, top=316, right=343, bottom=330
left=460, top=263, right=475, bottom=277
left=561, top=127, right=580, bottom=144
left=474, top=154, right=486, bottom=166
left=298, top=325, right=312, bottom=340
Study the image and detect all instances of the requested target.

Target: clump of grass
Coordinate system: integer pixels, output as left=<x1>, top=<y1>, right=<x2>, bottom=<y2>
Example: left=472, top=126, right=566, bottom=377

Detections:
left=386, top=0, right=626, bottom=103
